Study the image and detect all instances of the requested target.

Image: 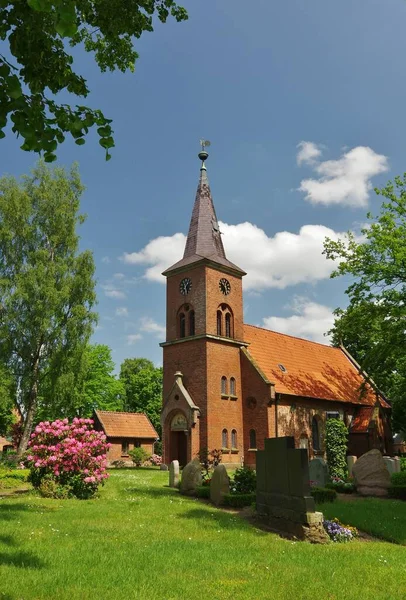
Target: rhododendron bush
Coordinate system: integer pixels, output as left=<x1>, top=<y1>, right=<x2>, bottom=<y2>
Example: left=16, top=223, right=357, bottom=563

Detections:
left=25, top=418, right=110, bottom=499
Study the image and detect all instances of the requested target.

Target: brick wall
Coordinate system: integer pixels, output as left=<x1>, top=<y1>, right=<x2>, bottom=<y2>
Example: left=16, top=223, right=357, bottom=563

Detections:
left=106, top=438, right=155, bottom=463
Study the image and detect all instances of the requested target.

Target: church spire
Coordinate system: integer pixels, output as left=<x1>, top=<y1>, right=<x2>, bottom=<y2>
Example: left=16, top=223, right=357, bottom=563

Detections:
left=162, top=143, right=246, bottom=276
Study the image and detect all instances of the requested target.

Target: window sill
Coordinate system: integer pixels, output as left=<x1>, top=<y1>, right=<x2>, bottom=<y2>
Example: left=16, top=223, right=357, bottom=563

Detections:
left=247, top=448, right=257, bottom=452
left=121, top=454, right=130, bottom=458
left=221, top=447, right=230, bottom=453
left=221, top=394, right=229, bottom=400
left=231, top=448, right=239, bottom=454
left=229, top=395, right=238, bottom=401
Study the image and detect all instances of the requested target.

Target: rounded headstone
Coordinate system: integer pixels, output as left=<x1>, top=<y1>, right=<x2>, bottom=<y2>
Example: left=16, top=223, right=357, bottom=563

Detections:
left=210, top=464, right=230, bottom=506
left=353, top=449, right=391, bottom=496
left=180, top=458, right=202, bottom=496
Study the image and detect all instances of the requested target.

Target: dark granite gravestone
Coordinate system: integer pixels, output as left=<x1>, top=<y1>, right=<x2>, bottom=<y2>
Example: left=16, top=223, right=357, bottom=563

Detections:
left=256, top=437, right=328, bottom=543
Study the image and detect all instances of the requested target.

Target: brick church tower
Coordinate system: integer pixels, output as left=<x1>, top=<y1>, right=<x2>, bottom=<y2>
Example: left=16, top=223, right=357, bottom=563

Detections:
left=160, top=147, right=247, bottom=466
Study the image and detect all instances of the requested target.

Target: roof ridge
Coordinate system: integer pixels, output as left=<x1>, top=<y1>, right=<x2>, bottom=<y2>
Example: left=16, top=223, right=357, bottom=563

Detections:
left=96, top=410, right=148, bottom=416
left=243, top=323, right=338, bottom=349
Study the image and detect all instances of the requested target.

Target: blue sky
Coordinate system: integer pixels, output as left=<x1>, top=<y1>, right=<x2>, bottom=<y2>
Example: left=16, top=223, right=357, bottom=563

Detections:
left=2, top=0, right=406, bottom=370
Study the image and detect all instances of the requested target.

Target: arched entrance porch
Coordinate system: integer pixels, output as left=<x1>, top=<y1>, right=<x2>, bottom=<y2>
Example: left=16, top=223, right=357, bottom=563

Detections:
left=167, top=412, right=189, bottom=467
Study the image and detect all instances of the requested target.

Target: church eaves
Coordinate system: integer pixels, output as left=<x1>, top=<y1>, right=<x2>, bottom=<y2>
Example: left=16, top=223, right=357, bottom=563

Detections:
left=163, top=152, right=246, bottom=277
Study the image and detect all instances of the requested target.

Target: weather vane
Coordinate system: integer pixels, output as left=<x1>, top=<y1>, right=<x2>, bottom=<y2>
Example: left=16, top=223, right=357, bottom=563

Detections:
left=200, top=139, right=211, bottom=152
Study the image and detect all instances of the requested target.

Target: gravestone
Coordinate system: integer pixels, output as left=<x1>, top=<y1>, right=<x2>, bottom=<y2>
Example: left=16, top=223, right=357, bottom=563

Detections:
left=353, top=449, right=391, bottom=496
left=347, top=455, right=357, bottom=477
left=383, top=456, right=396, bottom=476
left=180, top=457, right=202, bottom=496
left=309, top=458, right=328, bottom=487
left=160, top=464, right=169, bottom=471
left=210, top=464, right=230, bottom=506
left=169, top=460, right=180, bottom=488
left=393, top=457, right=401, bottom=473
left=256, top=437, right=328, bottom=543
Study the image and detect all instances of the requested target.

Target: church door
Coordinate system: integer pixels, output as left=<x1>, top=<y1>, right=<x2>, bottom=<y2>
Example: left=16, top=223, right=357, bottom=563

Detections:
left=170, top=431, right=188, bottom=466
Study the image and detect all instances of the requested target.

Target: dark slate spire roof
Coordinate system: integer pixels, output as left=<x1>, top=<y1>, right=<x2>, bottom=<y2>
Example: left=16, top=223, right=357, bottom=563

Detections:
left=163, top=159, right=246, bottom=276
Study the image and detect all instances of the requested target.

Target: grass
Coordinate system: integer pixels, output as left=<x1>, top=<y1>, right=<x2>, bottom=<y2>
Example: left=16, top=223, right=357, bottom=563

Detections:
left=319, top=497, right=406, bottom=545
left=0, top=469, right=405, bottom=600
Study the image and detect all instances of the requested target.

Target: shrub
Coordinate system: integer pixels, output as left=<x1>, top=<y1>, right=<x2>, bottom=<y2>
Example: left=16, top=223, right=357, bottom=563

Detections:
left=400, top=457, right=406, bottom=472
left=326, top=479, right=355, bottom=494
left=391, top=471, right=406, bottom=486
left=0, top=470, right=28, bottom=482
left=388, top=485, right=406, bottom=500
left=323, top=518, right=358, bottom=542
left=149, top=454, right=162, bottom=466
left=311, top=487, right=337, bottom=503
left=39, top=475, right=70, bottom=499
left=231, top=466, right=256, bottom=494
left=223, top=493, right=255, bottom=508
left=196, top=485, right=211, bottom=499
left=24, top=417, right=110, bottom=499
left=325, top=419, right=348, bottom=480
left=154, top=441, right=162, bottom=456
left=129, top=447, right=150, bottom=467
left=197, top=448, right=222, bottom=481
left=0, top=450, right=19, bottom=470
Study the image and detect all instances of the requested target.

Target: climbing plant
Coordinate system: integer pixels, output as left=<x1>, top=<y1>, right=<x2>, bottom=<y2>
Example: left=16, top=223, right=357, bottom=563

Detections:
left=325, top=418, right=348, bottom=480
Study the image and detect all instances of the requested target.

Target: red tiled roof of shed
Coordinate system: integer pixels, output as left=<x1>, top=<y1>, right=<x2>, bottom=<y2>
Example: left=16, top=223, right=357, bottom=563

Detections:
left=243, top=324, right=389, bottom=407
left=95, top=411, right=158, bottom=439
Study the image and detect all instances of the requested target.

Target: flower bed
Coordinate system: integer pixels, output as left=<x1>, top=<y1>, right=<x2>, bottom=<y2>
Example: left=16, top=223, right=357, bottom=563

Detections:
left=323, top=518, right=358, bottom=542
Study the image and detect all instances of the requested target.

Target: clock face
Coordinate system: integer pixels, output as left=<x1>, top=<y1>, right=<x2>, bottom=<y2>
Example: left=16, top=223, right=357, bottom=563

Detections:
left=219, top=278, right=231, bottom=295
left=179, top=277, right=192, bottom=295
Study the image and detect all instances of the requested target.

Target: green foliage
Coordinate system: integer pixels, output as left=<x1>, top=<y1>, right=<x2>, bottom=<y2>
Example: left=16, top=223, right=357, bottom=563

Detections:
left=0, top=364, right=16, bottom=435
left=38, top=474, right=70, bottom=499
left=0, top=162, right=97, bottom=455
left=324, top=178, right=406, bottom=432
left=391, top=471, right=406, bottom=486
left=311, top=487, right=337, bottom=503
left=196, top=485, right=210, bottom=499
left=401, top=457, right=406, bottom=472
left=230, top=466, right=256, bottom=495
left=129, top=447, right=150, bottom=467
left=0, top=1, right=187, bottom=158
left=388, top=485, right=406, bottom=500
left=0, top=470, right=28, bottom=482
left=326, top=481, right=355, bottom=494
left=325, top=419, right=348, bottom=480
left=37, top=343, right=124, bottom=421
left=223, top=492, right=256, bottom=508
left=120, top=358, right=162, bottom=436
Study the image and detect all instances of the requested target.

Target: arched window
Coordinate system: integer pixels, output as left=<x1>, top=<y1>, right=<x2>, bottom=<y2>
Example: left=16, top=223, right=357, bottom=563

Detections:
left=217, top=310, right=222, bottom=336
left=179, top=313, right=186, bottom=338
left=312, top=416, right=320, bottom=451
left=249, top=429, right=256, bottom=449
left=221, top=376, right=228, bottom=395
left=225, top=312, right=232, bottom=337
left=222, top=429, right=228, bottom=448
left=189, top=310, right=195, bottom=336
left=230, top=377, right=236, bottom=396
left=231, top=429, right=237, bottom=448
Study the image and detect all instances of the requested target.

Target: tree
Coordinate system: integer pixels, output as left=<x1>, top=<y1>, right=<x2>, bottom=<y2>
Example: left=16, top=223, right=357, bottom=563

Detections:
left=0, top=363, right=15, bottom=435
left=0, top=161, right=97, bottom=456
left=37, top=343, right=124, bottom=421
left=324, top=175, right=406, bottom=432
left=0, top=1, right=187, bottom=160
left=119, top=358, right=162, bottom=436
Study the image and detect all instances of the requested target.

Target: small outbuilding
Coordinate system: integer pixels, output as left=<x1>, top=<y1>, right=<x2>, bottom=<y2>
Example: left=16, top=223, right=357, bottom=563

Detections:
left=93, top=410, right=158, bottom=465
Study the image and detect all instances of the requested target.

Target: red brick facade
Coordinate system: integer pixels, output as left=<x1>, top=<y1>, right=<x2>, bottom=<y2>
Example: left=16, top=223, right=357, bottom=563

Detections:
left=160, top=157, right=392, bottom=467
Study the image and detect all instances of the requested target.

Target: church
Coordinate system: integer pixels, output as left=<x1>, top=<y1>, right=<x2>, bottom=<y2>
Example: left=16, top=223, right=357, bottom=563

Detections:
left=160, top=148, right=392, bottom=467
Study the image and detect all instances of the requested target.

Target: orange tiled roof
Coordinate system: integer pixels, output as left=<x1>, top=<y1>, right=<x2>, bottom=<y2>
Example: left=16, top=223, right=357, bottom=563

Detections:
left=350, top=407, right=374, bottom=433
left=243, top=324, right=389, bottom=407
left=95, top=411, right=158, bottom=439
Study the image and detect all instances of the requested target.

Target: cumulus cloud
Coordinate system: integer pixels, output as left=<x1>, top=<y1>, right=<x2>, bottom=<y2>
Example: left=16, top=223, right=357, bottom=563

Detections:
left=298, top=145, right=388, bottom=207
left=127, top=333, right=143, bottom=345
left=120, top=233, right=186, bottom=282
left=262, top=298, right=334, bottom=344
left=101, top=256, right=111, bottom=264
left=296, top=141, right=322, bottom=165
left=122, top=222, right=349, bottom=291
left=115, top=307, right=129, bottom=317
left=140, top=317, right=166, bottom=338
left=113, top=273, right=125, bottom=280
left=103, top=287, right=127, bottom=300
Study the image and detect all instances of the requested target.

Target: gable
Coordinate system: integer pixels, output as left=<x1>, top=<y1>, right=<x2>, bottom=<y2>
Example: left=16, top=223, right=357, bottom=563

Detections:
left=243, top=324, right=389, bottom=407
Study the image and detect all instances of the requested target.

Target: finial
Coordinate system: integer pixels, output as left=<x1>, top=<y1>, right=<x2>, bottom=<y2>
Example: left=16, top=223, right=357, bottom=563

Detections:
left=198, top=139, right=210, bottom=169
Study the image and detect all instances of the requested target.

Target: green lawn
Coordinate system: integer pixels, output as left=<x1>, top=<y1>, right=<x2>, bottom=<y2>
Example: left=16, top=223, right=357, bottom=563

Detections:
left=1, top=469, right=405, bottom=600
left=319, top=497, right=406, bottom=545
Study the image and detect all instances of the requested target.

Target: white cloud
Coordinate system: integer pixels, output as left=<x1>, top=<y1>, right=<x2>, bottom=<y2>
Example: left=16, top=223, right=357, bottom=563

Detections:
left=101, top=256, right=111, bottom=264
left=123, top=222, right=349, bottom=291
left=296, top=141, right=322, bottom=165
left=262, top=298, right=335, bottom=344
left=127, top=333, right=143, bottom=345
left=140, top=317, right=166, bottom=338
left=116, top=307, right=129, bottom=317
left=120, top=233, right=186, bottom=281
left=113, top=273, right=125, bottom=279
left=298, top=145, right=388, bottom=207
left=104, top=289, right=127, bottom=300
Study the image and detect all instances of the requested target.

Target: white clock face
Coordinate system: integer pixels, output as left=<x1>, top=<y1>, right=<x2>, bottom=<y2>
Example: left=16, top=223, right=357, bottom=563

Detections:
left=219, top=278, right=231, bottom=295
left=179, top=277, right=192, bottom=295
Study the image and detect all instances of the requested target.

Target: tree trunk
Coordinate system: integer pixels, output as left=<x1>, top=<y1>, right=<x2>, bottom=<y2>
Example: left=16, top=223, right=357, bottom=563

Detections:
left=16, top=358, right=39, bottom=458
